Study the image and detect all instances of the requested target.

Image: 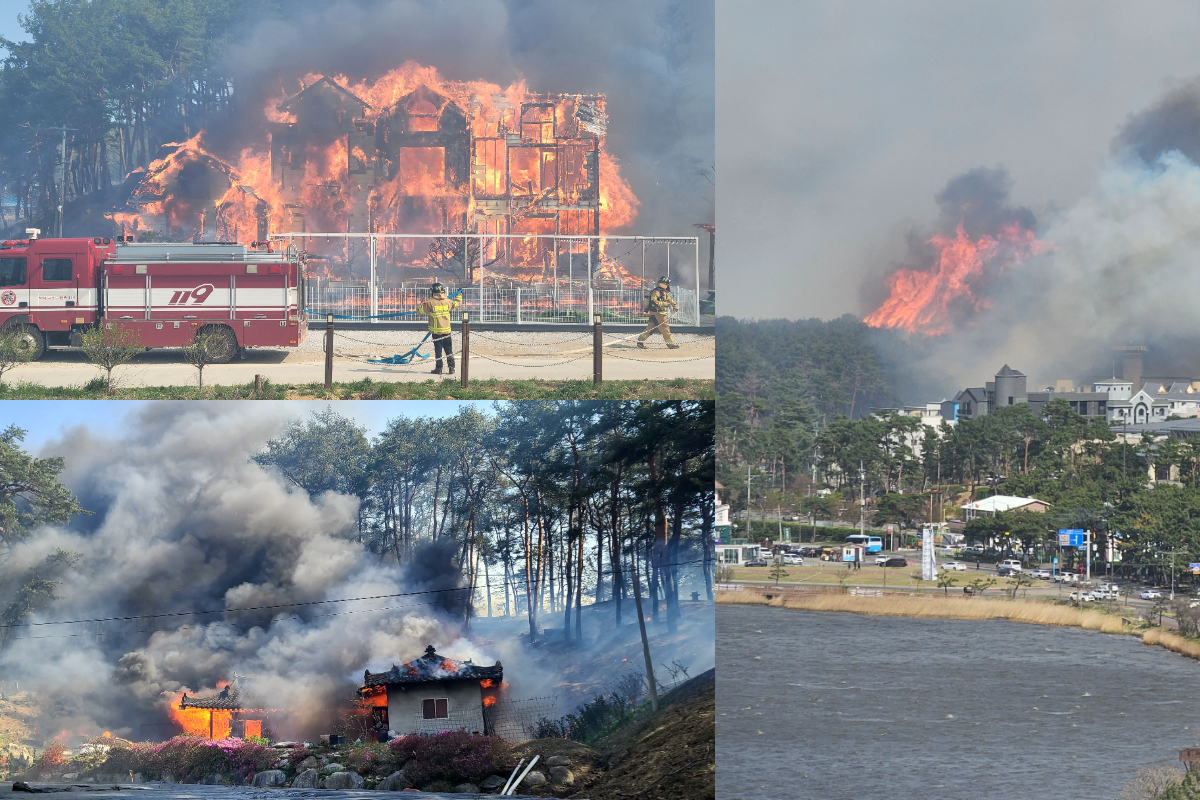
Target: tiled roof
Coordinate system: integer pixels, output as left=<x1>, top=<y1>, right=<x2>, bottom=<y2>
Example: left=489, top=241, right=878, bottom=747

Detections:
left=180, top=679, right=251, bottom=710
left=362, top=645, right=503, bottom=688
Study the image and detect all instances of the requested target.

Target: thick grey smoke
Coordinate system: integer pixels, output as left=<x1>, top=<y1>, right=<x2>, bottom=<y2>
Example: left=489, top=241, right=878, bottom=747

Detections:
left=0, top=405, right=506, bottom=740
left=868, top=81, right=1200, bottom=402
left=207, top=0, right=714, bottom=244
left=860, top=166, right=1037, bottom=314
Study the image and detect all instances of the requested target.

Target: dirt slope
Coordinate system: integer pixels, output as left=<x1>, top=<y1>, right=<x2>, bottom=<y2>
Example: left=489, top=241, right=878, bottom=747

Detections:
left=568, top=669, right=714, bottom=800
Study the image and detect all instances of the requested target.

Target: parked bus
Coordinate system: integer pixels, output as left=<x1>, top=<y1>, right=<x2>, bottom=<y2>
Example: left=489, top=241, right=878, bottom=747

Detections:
left=845, top=534, right=883, bottom=553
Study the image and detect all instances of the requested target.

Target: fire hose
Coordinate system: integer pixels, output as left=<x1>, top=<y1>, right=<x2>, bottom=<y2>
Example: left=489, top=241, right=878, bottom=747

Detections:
left=365, top=289, right=463, bottom=365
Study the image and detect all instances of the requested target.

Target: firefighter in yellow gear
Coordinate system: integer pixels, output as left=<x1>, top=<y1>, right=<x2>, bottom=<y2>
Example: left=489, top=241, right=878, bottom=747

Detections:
left=638, top=276, right=680, bottom=349
left=416, top=282, right=462, bottom=374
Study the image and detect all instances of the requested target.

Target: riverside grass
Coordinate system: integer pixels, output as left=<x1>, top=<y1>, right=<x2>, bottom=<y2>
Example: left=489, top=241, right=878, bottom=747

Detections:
left=717, top=591, right=1200, bottom=661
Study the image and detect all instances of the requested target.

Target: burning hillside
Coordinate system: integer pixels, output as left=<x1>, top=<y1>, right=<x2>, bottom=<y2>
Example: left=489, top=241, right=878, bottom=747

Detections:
left=109, top=64, right=640, bottom=284
left=0, top=403, right=715, bottom=747
left=857, top=81, right=1200, bottom=399
left=864, top=220, right=1049, bottom=335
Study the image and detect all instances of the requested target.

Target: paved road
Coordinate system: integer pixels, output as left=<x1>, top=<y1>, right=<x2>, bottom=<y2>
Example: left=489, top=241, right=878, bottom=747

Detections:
left=739, top=553, right=1172, bottom=614
left=0, top=784, right=548, bottom=799
left=8, top=330, right=714, bottom=387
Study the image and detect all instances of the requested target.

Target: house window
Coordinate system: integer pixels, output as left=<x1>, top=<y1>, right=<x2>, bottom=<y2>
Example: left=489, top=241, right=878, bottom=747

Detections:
left=243, top=719, right=262, bottom=739
left=372, top=706, right=389, bottom=727
left=422, top=698, right=449, bottom=719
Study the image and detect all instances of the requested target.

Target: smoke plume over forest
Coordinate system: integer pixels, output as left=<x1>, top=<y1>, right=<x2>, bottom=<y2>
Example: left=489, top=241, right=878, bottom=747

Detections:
left=862, top=80, right=1200, bottom=401
left=0, top=401, right=715, bottom=743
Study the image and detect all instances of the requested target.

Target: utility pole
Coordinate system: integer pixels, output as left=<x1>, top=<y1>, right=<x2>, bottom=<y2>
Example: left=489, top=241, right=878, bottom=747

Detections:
left=1122, top=421, right=1128, bottom=482
left=1085, top=530, right=1092, bottom=583
left=46, top=127, right=77, bottom=238
left=1158, top=549, right=1186, bottom=600
left=745, top=463, right=757, bottom=543
left=859, top=461, right=866, bottom=540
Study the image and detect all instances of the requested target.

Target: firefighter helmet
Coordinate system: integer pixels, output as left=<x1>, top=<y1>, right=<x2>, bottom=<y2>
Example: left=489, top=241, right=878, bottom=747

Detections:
left=431, top=282, right=445, bottom=295
left=657, top=276, right=671, bottom=287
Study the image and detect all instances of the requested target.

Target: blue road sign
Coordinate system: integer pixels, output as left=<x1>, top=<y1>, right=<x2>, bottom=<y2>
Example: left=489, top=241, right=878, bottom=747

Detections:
left=1058, top=529, right=1086, bottom=547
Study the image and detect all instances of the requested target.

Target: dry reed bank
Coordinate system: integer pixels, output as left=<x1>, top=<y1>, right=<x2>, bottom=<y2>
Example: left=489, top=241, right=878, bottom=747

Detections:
left=717, top=591, right=1200, bottom=663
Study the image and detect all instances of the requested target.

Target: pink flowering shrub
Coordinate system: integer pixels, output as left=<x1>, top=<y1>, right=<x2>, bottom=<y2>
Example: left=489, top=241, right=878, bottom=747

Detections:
left=284, top=745, right=313, bottom=772
left=91, top=736, right=275, bottom=783
left=389, top=730, right=513, bottom=787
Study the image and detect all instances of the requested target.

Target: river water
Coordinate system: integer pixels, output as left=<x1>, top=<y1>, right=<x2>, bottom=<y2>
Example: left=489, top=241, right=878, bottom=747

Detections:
left=717, top=604, right=1200, bottom=800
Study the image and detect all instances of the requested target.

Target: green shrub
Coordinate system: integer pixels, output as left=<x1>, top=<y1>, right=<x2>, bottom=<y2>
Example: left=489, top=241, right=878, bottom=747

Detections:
left=341, top=742, right=399, bottom=776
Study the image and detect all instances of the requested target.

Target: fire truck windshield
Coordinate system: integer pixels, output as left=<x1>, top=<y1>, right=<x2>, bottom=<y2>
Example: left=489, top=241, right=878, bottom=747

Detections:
left=0, top=257, right=26, bottom=286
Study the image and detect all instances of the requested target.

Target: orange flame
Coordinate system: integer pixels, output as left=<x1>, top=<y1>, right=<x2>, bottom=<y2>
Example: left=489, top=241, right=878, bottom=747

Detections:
left=482, top=696, right=497, bottom=707
left=864, top=221, right=1049, bottom=336
left=165, top=688, right=232, bottom=740
left=108, top=61, right=641, bottom=284
left=362, top=686, right=388, bottom=708
left=479, top=679, right=496, bottom=689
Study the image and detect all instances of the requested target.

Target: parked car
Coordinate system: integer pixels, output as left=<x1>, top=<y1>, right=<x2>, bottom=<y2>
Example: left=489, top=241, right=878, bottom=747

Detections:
left=960, top=546, right=984, bottom=557
left=1093, top=588, right=1120, bottom=600
left=875, top=555, right=890, bottom=566
left=883, top=557, right=908, bottom=568
left=1140, top=589, right=1163, bottom=600
left=1030, top=569, right=1051, bottom=580
left=1069, top=590, right=1097, bottom=602
left=996, top=565, right=1017, bottom=577
left=998, top=559, right=1023, bottom=573
left=1054, top=572, right=1079, bottom=583
left=941, top=561, right=967, bottom=571
left=782, top=554, right=804, bottom=565
left=745, top=558, right=768, bottom=567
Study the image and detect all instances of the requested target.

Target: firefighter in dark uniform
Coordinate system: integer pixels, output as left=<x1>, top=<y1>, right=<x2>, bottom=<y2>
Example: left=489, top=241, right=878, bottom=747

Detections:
left=416, top=282, right=462, bottom=374
left=638, top=276, right=680, bottom=349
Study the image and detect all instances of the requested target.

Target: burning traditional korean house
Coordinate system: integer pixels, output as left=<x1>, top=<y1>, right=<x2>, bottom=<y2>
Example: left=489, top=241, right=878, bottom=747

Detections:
left=176, top=677, right=275, bottom=741
left=360, top=645, right=503, bottom=736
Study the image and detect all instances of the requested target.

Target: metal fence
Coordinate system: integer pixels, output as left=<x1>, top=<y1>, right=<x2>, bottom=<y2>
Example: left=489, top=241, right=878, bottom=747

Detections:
left=483, top=696, right=560, bottom=741
left=304, top=283, right=698, bottom=326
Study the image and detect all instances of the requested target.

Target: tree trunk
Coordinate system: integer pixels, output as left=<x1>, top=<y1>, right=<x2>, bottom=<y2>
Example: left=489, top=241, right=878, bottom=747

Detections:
left=629, top=525, right=658, bottom=712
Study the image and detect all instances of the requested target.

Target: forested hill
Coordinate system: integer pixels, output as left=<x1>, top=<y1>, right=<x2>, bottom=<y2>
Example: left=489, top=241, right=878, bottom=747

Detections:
left=0, top=0, right=256, bottom=228
left=715, top=315, right=896, bottom=423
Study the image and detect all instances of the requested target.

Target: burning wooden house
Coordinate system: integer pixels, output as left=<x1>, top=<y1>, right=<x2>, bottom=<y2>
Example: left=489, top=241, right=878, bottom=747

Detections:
left=360, top=645, right=502, bottom=736
left=106, top=64, right=633, bottom=283
left=176, top=677, right=275, bottom=741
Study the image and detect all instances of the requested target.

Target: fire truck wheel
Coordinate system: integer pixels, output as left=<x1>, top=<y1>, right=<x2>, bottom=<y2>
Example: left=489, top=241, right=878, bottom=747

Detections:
left=9, top=324, right=44, bottom=361
left=197, top=325, right=239, bottom=364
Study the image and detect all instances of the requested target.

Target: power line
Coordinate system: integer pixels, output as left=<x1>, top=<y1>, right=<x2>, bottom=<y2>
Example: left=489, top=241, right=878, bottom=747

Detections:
left=1, top=560, right=712, bottom=633
left=0, top=585, right=470, bottom=631
left=4, top=596, right=462, bottom=643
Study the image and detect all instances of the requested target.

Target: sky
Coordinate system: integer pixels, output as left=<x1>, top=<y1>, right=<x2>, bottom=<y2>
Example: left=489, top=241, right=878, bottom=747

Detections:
left=4, top=400, right=482, bottom=453
left=0, top=0, right=23, bottom=43
left=717, top=0, right=1200, bottom=319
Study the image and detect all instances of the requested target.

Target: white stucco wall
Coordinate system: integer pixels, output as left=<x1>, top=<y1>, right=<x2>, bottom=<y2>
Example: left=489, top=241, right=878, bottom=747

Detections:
left=386, top=680, right=486, bottom=735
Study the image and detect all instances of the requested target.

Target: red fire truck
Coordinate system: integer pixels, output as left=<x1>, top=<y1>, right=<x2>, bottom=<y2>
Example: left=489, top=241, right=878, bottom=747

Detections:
left=0, top=236, right=306, bottom=361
